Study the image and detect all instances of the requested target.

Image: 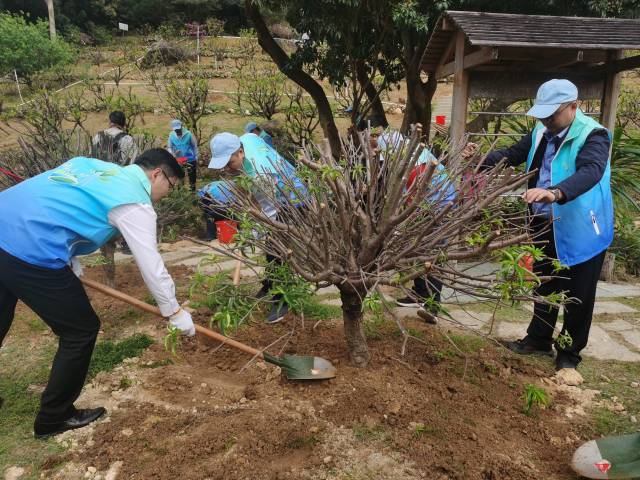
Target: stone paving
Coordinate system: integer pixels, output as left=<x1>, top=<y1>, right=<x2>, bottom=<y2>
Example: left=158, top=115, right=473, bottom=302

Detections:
left=104, top=240, right=640, bottom=363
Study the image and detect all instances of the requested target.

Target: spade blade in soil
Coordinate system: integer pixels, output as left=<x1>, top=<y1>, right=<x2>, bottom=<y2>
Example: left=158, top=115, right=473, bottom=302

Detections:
left=263, top=353, right=336, bottom=380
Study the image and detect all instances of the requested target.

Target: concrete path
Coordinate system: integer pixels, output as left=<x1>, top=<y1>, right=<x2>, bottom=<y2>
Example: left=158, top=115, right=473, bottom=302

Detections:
left=102, top=240, right=640, bottom=363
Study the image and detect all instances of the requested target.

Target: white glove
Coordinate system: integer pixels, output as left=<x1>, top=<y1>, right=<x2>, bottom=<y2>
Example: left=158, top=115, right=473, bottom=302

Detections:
left=70, top=257, right=84, bottom=277
left=169, top=309, right=196, bottom=336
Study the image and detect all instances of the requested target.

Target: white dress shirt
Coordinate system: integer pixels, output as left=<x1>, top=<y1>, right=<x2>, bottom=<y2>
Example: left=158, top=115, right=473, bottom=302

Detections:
left=106, top=203, right=180, bottom=317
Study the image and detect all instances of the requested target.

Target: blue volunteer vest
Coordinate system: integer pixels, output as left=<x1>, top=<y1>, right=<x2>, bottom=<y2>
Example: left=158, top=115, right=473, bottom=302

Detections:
left=0, top=157, right=152, bottom=268
left=198, top=180, right=236, bottom=204
left=239, top=133, right=307, bottom=204
left=169, top=129, right=197, bottom=163
left=526, top=110, right=613, bottom=266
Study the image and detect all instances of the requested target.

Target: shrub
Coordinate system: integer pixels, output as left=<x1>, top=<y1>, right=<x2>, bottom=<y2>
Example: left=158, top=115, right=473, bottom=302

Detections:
left=0, top=13, right=75, bottom=84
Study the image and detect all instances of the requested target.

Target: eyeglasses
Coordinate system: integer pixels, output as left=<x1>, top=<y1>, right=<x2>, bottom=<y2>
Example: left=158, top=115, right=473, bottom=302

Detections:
left=160, top=169, right=176, bottom=190
left=540, top=102, right=573, bottom=124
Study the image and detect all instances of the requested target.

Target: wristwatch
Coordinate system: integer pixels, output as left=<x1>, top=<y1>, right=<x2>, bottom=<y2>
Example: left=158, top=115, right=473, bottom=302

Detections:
left=547, top=188, right=563, bottom=202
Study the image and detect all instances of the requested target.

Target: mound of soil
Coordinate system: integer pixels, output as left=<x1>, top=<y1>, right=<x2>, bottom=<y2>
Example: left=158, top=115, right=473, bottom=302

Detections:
left=48, top=265, right=586, bottom=479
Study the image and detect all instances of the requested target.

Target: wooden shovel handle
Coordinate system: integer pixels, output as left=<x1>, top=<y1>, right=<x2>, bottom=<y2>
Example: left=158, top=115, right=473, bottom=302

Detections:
left=80, top=277, right=262, bottom=358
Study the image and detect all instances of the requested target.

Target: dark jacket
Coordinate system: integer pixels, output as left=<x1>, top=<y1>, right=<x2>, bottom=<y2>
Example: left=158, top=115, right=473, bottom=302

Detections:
left=483, top=128, right=610, bottom=203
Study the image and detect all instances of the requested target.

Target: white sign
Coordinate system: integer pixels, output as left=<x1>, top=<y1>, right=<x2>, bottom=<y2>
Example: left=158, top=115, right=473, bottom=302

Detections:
left=118, top=23, right=129, bottom=31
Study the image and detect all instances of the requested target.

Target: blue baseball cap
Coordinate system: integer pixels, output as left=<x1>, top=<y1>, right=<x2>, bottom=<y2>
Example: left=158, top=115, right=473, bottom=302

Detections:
left=170, top=119, right=182, bottom=130
left=527, top=79, right=578, bottom=119
left=244, top=122, right=259, bottom=133
left=208, top=132, right=242, bottom=169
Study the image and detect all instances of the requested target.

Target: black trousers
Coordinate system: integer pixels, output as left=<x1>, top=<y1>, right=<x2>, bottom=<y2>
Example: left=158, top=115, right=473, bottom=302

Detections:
left=413, top=275, right=444, bottom=313
left=526, top=218, right=606, bottom=365
left=0, top=248, right=100, bottom=423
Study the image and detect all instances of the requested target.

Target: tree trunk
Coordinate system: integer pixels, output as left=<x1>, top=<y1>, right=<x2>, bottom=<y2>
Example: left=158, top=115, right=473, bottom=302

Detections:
left=355, top=61, right=387, bottom=126
left=245, top=1, right=342, bottom=159
left=100, top=240, right=116, bottom=288
left=401, top=70, right=437, bottom=140
left=44, top=0, right=56, bottom=40
left=339, top=288, right=370, bottom=367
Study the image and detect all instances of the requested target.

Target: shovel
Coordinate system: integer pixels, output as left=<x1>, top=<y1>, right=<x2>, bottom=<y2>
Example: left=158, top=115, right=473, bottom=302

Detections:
left=80, top=277, right=337, bottom=380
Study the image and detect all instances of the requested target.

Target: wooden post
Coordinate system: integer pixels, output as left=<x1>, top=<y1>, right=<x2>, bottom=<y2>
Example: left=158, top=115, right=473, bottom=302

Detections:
left=601, top=50, right=623, bottom=132
left=449, top=30, right=469, bottom=168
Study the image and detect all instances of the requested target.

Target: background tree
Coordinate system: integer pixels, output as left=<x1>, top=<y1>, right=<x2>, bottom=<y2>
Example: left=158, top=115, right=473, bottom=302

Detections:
left=0, top=13, right=74, bottom=84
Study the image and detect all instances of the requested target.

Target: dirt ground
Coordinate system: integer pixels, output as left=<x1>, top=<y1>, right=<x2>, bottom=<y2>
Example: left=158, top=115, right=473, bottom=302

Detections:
left=30, top=263, right=596, bottom=480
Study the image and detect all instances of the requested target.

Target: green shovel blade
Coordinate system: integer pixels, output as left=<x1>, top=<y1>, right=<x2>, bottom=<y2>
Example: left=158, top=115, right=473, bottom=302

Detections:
left=263, top=353, right=336, bottom=380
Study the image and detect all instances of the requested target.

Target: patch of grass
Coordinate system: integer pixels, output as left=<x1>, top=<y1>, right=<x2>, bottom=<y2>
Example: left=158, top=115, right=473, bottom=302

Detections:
left=119, top=377, right=133, bottom=390
left=446, top=333, right=487, bottom=353
left=223, top=436, right=237, bottom=452
left=581, top=360, right=640, bottom=436
left=0, top=339, right=65, bottom=477
left=392, top=327, right=424, bottom=339
left=88, top=333, right=154, bottom=378
left=301, top=300, right=342, bottom=320
left=352, top=422, right=387, bottom=442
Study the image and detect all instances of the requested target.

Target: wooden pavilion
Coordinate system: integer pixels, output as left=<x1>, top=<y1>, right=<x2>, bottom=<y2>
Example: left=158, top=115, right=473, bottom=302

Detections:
left=421, top=11, right=640, bottom=152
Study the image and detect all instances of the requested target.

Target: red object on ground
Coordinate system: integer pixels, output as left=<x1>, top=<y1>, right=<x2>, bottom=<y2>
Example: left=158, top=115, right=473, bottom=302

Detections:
left=0, top=167, right=24, bottom=183
left=176, top=156, right=188, bottom=165
left=435, top=115, right=446, bottom=125
left=518, top=254, right=534, bottom=278
left=215, top=220, right=238, bottom=244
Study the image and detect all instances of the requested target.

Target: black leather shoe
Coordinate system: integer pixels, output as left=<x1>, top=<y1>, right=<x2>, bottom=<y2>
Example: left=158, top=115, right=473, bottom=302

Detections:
left=555, top=357, right=579, bottom=371
left=503, top=338, right=553, bottom=357
left=34, top=407, right=106, bottom=439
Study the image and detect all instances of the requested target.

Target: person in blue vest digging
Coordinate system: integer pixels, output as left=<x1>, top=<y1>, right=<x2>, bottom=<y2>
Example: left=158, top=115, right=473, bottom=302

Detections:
left=208, top=131, right=307, bottom=324
left=0, top=149, right=196, bottom=438
left=477, top=79, right=613, bottom=374
left=168, top=119, right=199, bottom=191
left=374, top=130, right=456, bottom=324
left=244, top=121, right=274, bottom=148
left=197, top=180, right=236, bottom=241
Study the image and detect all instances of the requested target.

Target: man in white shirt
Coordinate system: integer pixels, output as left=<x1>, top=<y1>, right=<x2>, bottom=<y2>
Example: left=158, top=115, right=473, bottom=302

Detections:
left=0, top=148, right=195, bottom=439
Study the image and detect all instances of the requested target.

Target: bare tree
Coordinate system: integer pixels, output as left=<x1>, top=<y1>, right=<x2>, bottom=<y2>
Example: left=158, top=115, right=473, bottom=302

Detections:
left=212, top=126, right=562, bottom=366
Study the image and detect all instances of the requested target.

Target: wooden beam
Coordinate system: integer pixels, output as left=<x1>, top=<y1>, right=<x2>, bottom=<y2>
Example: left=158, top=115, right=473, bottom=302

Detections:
left=432, top=33, right=457, bottom=76
left=601, top=50, right=623, bottom=132
left=449, top=30, right=469, bottom=166
left=437, top=47, right=499, bottom=79
left=516, top=50, right=585, bottom=73
left=613, top=54, right=640, bottom=73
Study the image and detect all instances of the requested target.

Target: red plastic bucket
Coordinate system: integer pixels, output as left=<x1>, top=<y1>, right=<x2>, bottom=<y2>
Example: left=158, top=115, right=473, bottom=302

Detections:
left=518, top=254, right=534, bottom=279
left=215, top=220, right=238, bottom=244
left=435, top=115, right=446, bottom=125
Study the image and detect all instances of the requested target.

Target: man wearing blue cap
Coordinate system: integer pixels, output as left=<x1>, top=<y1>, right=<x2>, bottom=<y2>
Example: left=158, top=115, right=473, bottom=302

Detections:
left=478, top=79, right=613, bottom=372
left=208, top=132, right=306, bottom=323
left=168, top=119, right=199, bottom=191
left=244, top=122, right=274, bottom=148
